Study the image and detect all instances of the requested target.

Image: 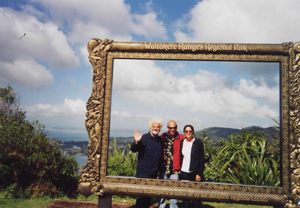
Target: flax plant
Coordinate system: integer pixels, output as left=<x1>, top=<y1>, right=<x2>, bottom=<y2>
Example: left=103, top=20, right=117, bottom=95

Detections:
left=206, top=129, right=280, bottom=186
left=107, top=138, right=137, bottom=176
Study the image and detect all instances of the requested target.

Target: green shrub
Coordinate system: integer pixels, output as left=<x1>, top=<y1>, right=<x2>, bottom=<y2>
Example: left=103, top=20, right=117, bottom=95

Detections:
left=107, top=138, right=137, bottom=176
left=204, top=129, right=280, bottom=186
left=0, top=85, right=79, bottom=198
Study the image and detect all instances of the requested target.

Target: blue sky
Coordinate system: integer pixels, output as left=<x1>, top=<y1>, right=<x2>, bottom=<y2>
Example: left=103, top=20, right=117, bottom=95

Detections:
left=0, top=0, right=299, bottom=141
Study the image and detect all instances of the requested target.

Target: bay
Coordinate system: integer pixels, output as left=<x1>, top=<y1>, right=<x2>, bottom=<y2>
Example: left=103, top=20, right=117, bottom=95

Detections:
left=73, top=155, right=88, bottom=169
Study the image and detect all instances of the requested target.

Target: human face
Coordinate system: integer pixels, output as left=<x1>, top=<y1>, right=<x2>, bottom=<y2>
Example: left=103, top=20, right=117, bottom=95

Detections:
left=184, top=127, right=193, bottom=139
left=167, top=121, right=177, bottom=137
left=150, top=123, right=161, bottom=137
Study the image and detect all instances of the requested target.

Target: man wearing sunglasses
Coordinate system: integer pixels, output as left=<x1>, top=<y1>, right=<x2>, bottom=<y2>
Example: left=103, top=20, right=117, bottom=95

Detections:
left=158, top=120, right=184, bottom=208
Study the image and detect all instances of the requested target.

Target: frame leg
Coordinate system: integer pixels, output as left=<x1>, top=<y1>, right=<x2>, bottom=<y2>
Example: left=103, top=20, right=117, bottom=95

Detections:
left=98, top=195, right=112, bottom=208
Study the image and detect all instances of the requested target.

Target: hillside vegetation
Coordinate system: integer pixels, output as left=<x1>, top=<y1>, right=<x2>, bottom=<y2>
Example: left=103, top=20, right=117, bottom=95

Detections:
left=109, top=127, right=280, bottom=186
left=0, top=85, right=79, bottom=198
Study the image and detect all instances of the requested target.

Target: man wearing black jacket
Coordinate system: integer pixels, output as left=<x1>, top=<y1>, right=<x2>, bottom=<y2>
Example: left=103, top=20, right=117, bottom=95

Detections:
left=131, top=118, right=164, bottom=208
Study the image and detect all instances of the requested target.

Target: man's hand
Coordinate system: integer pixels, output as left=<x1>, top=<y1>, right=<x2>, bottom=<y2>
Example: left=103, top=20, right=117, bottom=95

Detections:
left=196, top=174, right=201, bottom=182
left=133, top=130, right=143, bottom=144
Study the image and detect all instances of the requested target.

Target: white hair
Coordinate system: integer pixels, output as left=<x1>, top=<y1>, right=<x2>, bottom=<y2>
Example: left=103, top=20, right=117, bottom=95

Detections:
left=148, top=118, right=164, bottom=129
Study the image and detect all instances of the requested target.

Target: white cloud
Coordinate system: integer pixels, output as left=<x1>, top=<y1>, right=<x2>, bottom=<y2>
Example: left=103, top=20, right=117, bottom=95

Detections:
left=32, top=0, right=167, bottom=44
left=174, top=0, right=300, bottom=43
left=238, top=79, right=279, bottom=103
left=111, top=111, right=133, bottom=120
left=214, top=88, right=277, bottom=119
left=112, top=59, right=279, bottom=121
left=113, top=59, right=169, bottom=91
left=132, top=13, right=167, bottom=39
left=0, top=7, right=79, bottom=68
left=80, top=46, right=90, bottom=65
left=20, top=4, right=45, bottom=19
left=110, top=111, right=167, bottom=133
left=186, top=69, right=226, bottom=91
left=64, top=98, right=86, bottom=115
left=30, top=0, right=167, bottom=68
left=25, top=98, right=86, bottom=117
left=67, top=21, right=132, bottom=44
left=0, top=59, right=53, bottom=89
left=0, top=7, right=81, bottom=89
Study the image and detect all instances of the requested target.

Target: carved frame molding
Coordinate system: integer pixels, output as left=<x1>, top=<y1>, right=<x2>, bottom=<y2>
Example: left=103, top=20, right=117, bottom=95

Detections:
left=79, top=39, right=300, bottom=207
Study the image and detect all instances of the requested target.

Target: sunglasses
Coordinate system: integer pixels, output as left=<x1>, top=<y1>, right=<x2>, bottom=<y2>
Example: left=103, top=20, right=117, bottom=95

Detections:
left=184, top=130, right=193, bottom=133
left=167, top=126, right=177, bottom=129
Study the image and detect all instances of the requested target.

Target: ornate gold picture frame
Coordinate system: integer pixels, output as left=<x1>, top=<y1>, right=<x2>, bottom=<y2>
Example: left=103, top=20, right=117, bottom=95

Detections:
left=79, top=39, right=300, bottom=207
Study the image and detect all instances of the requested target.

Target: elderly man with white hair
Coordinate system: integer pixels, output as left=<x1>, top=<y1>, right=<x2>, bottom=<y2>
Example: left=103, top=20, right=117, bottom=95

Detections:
left=131, top=118, right=164, bottom=208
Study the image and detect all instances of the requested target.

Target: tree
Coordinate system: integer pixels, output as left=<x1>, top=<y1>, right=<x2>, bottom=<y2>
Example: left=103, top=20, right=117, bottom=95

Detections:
left=201, top=130, right=222, bottom=182
left=0, top=85, right=79, bottom=198
left=0, top=84, right=20, bottom=116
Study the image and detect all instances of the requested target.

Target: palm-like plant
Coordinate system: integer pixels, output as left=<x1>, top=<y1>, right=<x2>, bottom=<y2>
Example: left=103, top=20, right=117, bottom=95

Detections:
left=207, top=129, right=280, bottom=186
left=107, top=138, right=137, bottom=176
left=219, top=140, right=279, bottom=186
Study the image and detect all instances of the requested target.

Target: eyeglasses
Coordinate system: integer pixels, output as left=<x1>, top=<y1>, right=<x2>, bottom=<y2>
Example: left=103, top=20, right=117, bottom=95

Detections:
left=184, top=130, right=193, bottom=133
left=167, top=126, right=177, bottom=129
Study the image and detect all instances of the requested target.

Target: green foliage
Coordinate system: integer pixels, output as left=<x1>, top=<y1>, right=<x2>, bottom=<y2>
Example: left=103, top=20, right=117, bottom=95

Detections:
left=107, top=138, right=137, bottom=176
left=0, top=85, right=79, bottom=198
left=106, top=128, right=280, bottom=186
left=112, top=195, right=136, bottom=202
left=1, top=184, right=18, bottom=199
left=201, top=130, right=221, bottom=164
left=204, top=129, right=280, bottom=186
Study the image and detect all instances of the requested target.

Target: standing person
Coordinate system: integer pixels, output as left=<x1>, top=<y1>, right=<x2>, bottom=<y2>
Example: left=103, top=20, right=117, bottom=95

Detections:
left=159, top=120, right=184, bottom=208
left=180, top=124, right=205, bottom=208
left=131, top=118, right=164, bottom=208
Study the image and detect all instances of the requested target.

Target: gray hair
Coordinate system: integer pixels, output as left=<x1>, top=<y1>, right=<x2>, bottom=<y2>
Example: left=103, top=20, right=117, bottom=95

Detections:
left=148, top=118, right=164, bottom=129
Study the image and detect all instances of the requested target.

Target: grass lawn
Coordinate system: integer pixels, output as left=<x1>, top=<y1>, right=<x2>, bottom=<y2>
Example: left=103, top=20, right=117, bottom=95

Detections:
left=136, top=198, right=275, bottom=208
left=0, top=197, right=55, bottom=208
left=158, top=199, right=273, bottom=208
left=0, top=194, right=98, bottom=208
left=0, top=194, right=274, bottom=208
left=202, top=201, right=273, bottom=208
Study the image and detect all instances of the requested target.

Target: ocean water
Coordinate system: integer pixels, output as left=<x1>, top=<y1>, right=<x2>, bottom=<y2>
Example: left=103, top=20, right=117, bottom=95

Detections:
left=74, top=155, right=88, bottom=168
left=47, top=128, right=89, bottom=142
left=46, top=127, right=133, bottom=142
left=46, top=128, right=132, bottom=169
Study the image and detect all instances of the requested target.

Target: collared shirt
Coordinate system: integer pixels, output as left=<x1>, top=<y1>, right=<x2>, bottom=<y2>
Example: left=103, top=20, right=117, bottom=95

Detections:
left=131, top=132, right=163, bottom=178
left=162, top=132, right=180, bottom=174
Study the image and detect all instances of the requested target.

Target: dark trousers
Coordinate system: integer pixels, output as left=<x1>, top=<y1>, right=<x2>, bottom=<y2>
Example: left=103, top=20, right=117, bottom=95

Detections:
left=136, top=196, right=152, bottom=208
left=135, top=174, right=157, bottom=208
left=179, top=171, right=202, bottom=208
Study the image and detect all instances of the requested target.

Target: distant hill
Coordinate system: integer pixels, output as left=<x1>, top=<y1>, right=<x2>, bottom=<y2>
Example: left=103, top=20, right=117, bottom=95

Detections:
left=65, top=126, right=279, bottom=150
left=195, top=126, right=279, bottom=145
left=195, top=127, right=241, bottom=143
left=108, top=136, right=133, bottom=150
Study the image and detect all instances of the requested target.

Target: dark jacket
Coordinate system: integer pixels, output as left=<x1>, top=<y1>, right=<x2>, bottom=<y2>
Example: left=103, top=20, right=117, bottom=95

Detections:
left=131, top=132, right=163, bottom=178
left=180, top=138, right=205, bottom=180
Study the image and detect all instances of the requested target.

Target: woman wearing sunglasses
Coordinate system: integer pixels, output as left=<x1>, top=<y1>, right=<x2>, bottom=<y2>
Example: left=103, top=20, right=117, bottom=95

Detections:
left=180, top=124, right=205, bottom=207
